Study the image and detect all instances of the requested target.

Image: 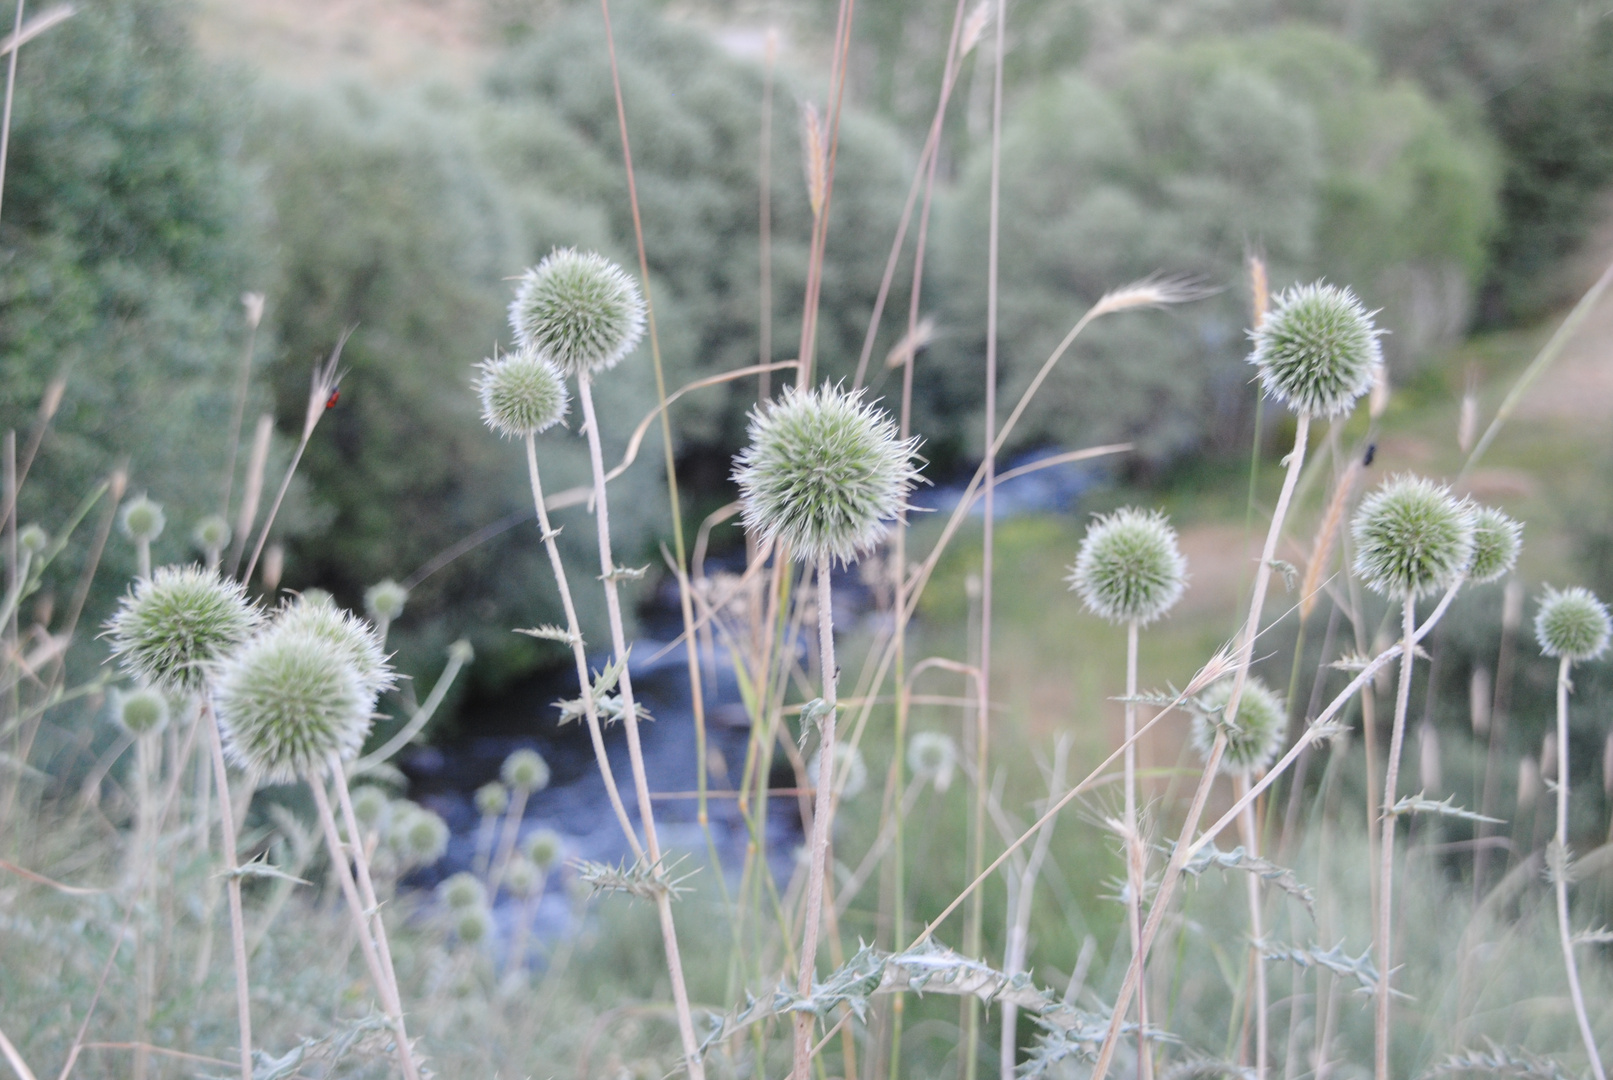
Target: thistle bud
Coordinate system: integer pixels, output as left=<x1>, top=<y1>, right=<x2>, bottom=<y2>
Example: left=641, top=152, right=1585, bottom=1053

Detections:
left=453, top=903, right=494, bottom=947
left=1190, top=676, right=1287, bottom=776
left=503, top=856, right=541, bottom=899
left=1534, top=586, right=1611, bottom=663
left=1249, top=282, right=1382, bottom=418
left=502, top=748, right=550, bottom=795
left=1351, top=476, right=1474, bottom=598
left=438, top=871, right=487, bottom=912
left=508, top=249, right=646, bottom=378
left=475, top=350, right=569, bottom=437
left=475, top=781, right=510, bottom=818
left=524, top=827, right=564, bottom=871
left=1465, top=506, right=1522, bottom=585
left=116, top=687, right=169, bottom=738
left=906, top=731, right=958, bottom=792
left=364, top=579, right=409, bottom=623
left=17, top=523, right=47, bottom=556
left=733, top=383, right=921, bottom=565
left=1067, top=507, right=1187, bottom=626
left=351, top=785, right=391, bottom=831
left=192, top=515, right=231, bottom=555
left=392, top=804, right=450, bottom=866
left=105, top=566, right=261, bottom=695
left=272, top=595, right=395, bottom=708
left=808, top=742, right=868, bottom=799
left=119, top=496, right=166, bottom=543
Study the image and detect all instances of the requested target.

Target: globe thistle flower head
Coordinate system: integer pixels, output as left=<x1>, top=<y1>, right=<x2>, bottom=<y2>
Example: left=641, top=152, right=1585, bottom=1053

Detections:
left=18, top=523, right=47, bottom=556
left=503, top=857, right=541, bottom=899
left=394, top=805, right=450, bottom=866
left=272, top=596, right=395, bottom=708
left=808, top=742, right=868, bottom=799
left=364, top=579, right=408, bottom=623
left=1351, top=475, right=1475, bottom=598
left=733, top=383, right=922, bottom=565
left=119, top=496, right=166, bottom=543
left=1190, top=676, right=1287, bottom=775
left=105, top=565, right=261, bottom=695
left=192, top=515, right=231, bottom=555
left=116, top=687, right=169, bottom=737
left=453, top=904, right=494, bottom=947
left=508, top=248, right=645, bottom=378
left=1535, top=586, right=1611, bottom=663
left=501, top=748, right=550, bottom=795
left=524, top=827, right=564, bottom=871
left=906, top=731, right=958, bottom=792
left=351, top=785, right=391, bottom=831
left=475, top=349, right=569, bottom=437
left=1466, top=505, right=1522, bottom=585
left=213, top=627, right=372, bottom=784
left=475, top=781, right=510, bottom=818
left=1249, top=282, right=1382, bottom=418
left=1067, top=508, right=1188, bottom=626
left=438, top=871, right=487, bottom=912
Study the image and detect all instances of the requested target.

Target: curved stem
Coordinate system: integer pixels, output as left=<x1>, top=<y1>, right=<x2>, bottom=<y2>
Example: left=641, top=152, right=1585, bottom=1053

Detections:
left=1555, top=656, right=1607, bottom=1080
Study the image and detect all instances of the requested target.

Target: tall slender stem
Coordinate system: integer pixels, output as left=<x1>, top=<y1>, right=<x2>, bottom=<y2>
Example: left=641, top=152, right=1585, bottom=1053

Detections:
left=1124, top=620, right=1152, bottom=1080
left=0, top=0, right=24, bottom=228
left=1373, top=594, right=1417, bottom=1080
left=794, top=556, right=839, bottom=1080
left=1233, top=772, right=1267, bottom=1080
left=203, top=707, right=252, bottom=1080
left=330, top=755, right=408, bottom=1021
left=1554, top=655, right=1607, bottom=1080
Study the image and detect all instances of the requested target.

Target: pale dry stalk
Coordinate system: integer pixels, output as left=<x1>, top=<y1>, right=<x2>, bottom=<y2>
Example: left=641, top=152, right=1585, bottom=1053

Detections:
left=1373, top=594, right=1417, bottom=1080
left=1233, top=772, right=1268, bottom=1080
left=1553, top=655, right=1607, bottom=1080
left=203, top=706, right=253, bottom=1080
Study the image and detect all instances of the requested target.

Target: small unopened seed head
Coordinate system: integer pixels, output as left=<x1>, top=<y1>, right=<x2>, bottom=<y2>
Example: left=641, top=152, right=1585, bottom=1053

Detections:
left=1466, top=506, right=1522, bottom=585
left=105, top=566, right=261, bottom=695
left=906, top=731, right=958, bottom=792
left=1067, top=508, right=1187, bottom=626
left=1191, top=676, right=1287, bottom=775
left=1351, top=475, right=1474, bottom=598
left=733, top=384, right=922, bottom=565
left=475, top=350, right=569, bottom=437
left=192, top=515, right=231, bottom=554
left=119, top=496, right=166, bottom=543
left=214, top=627, right=372, bottom=783
left=351, top=785, right=391, bottom=831
left=475, top=781, right=510, bottom=818
left=503, top=857, right=541, bottom=899
left=808, top=742, right=868, bottom=799
left=502, top=748, right=550, bottom=795
left=272, top=595, right=395, bottom=708
left=18, top=524, right=47, bottom=556
left=364, top=579, right=408, bottom=622
left=453, top=903, right=494, bottom=947
left=448, top=639, right=475, bottom=665
left=116, top=687, right=169, bottom=737
left=524, top=827, right=564, bottom=871
left=508, top=248, right=646, bottom=377
left=438, top=871, right=487, bottom=911
left=1535, top=586, right=1611, bottom=663
left=394, top=805, right=450, bottom=866
left=1249, top=282, right=1382, bottom=418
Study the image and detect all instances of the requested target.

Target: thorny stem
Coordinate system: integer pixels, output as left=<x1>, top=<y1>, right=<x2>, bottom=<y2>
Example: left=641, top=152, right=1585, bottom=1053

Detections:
left=1553, top=656, right=1607, bottom=1080
left=1373, top=595, right=1417, bottom=1080
left=203, top=706, right=253, bottom=1080
left=577, top=377, right=705, bottom=1080
left=1125, top=620, right=1152, bottom=1080
left=1233, top=772, right=1267, bottom=1080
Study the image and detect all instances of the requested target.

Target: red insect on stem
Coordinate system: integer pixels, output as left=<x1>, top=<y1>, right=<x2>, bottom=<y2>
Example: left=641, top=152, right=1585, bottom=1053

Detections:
left=325, top=389, right=340, bottom=410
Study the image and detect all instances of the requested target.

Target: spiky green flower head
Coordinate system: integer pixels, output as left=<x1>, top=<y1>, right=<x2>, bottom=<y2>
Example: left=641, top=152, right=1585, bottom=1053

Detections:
left=453, top=903, right=494, bottom=947
left=475, top=781, right=510, bottom=818
left=105, top=565, right=261, bottom=695
left=503, top=857, right=541, bottom=899
left=1466, top=505, right=1523, bottom=585
left=192, top=515, right=231, bottom=555
left=214, top=627, right=372, bottom=783
left=119, top=495, right=166, bottom=543
left=524, top=827, right=564, bottom=871
left=733, top=383, right=922, bottom=565
left=1535, top=586, right=1612, bottom=663
left=18, top=523, right=47, bottom=556
left=115, top=687, right=169, bottom=738
left=438, top=871, right=487, bottom=911
left=907, top=731, right=958, bottom=793
left=393, top=804, right=450, bottom=866
left=502, top=748, right=550, bottom=795
left=1190, top=676, right=1288, bottom=776
left=508, top=248, right=645, bottom=378
left=1351, top=475, right=1475, bottom=598
left=809, top=742, right=869, bottom=799
left=364, top=579, right=408, bottom=623
left=351, top=785, right=391, bottom=831
left=272, top=594, right=395, bottom=708
left=1249, top=282, right=1382, bottom=418
left=1067, top=508, right=1188, bottom=626
left=475, top=349, right=569, bottom=437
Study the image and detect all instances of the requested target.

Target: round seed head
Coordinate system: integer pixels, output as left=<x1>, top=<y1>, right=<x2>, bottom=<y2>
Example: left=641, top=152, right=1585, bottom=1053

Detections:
left=1535, top=586, right=1611, bottom=663
left=501, top=748, right=550, bottom=795
left=1067, top=508, right=1188, bottom=626
left=475, top=349, right=569, bottom=436
left=906, top=731, right=958, bottom=793
left=104, top=565, right=261, bottom=695
left=351, top=785, right=391, bottom=831
left=1190, top=676, right=1288, bottom=775
left=1466, top=505, right=1522, bottom=585
left=116, top=687, right=169, bottom=737
left=453, top=903, right=493, bottom=947
left=447, top=639, right=475, bottom=665
left=364, top=579, right=408, bottom=622
left=503, top=857, right=541, bottom=899
left=438, top=871, right=487, bottom=911
left=475, top=781, right=510, bottom=818
left=299, top=588, right=335, bottom=608
left=192, top=515, right=231, bottom=554
left=733, top=383, right=922, bottom=565
left=272, top=595, right=395, bottom=709
left=1249, top=282, right=1382, bottom=418
left=213, top=627, right=372, bottom=783
left=524, top=827, right=564, bottom=871
left=508, top=248, right=645, bottom=377
left=394, top=805, right=449, bottom=866
left=1351, top=475, right=1475, bottom=598
left=119, top=496, right=166, bottom=543
left=18, top=523, right=48, bottom=556
left=808, top=742, right=868, bottom=799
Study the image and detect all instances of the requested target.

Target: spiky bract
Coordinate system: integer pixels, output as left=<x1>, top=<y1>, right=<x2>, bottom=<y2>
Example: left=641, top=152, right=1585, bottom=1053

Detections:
left=1249, top=283, right=1381, bottom=418
left=503, top=857, right=541, bottom=899
left=273, top=596, right=394, bottom=708
left=18, top=524, right=47, bottom=555
left=192, top=515, right=230, bottom=554
left=1351, top=476, right=1474, bottom=598
left=907, top=731, right=958, bottom=792
left=475, top=781, right=510, bottom=818
left=119, top=496, right=165, bottom=542
left=733, top=384, right=921, bottom=565
left=1067, top=508, right=1188, bottom=626
left=364, top=579, right=409, bottom=622
left=502, top=748, right=550, bottom=794
left=393, top=805, right=450, bottom=866
left=453, top=904, right=493, bottom=946
left=214, top=628, right=371, bottom=784
left=439, top=872, right=487, bottom=911
left=116, top=687, right=169, bottom=737
left=809, top=743, right=868, bottom=799
left=475, top=349, right=569, bottom=437
left=508, top=248, right=645, bottom=377
left=1190, top=676, right=1288, bottom=775
left=105, top=566, right=260, bottom=695
left=1466, top=506, right=1522, bottom=585
left=1535, top=586, right=1611, bottom=663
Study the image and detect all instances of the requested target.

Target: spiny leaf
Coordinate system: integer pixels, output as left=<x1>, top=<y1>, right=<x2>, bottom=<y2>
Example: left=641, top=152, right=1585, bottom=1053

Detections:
left=797, top=698, right=836, bottom=750
left=1174, top=842, right=1315, bottom=918
left=1573, top=925, right=1613, bottom=945
left=1388, top=793, right=1503, bottom=824
left=1264, top=941, right=1405, bottom=998
left=219, top=856, right=310, bottom=887
left=574, top=853, right=695, bottom=902
left=1430, top=1039, right=1579, bottom=1080
left=515, top=624, right=579, bottom=645
left=600, top=563, right=649, bottom=582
